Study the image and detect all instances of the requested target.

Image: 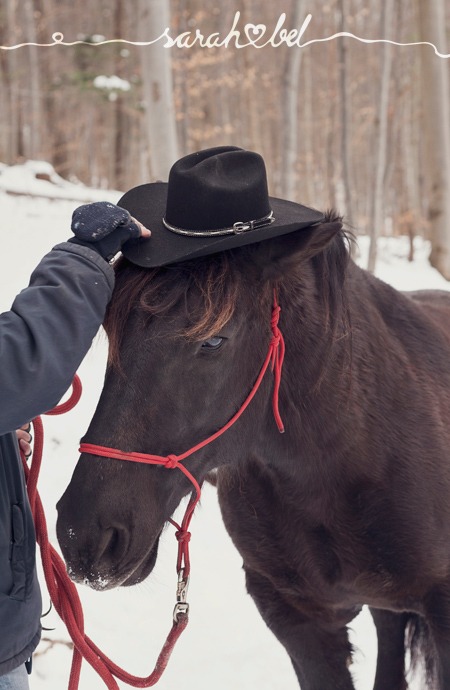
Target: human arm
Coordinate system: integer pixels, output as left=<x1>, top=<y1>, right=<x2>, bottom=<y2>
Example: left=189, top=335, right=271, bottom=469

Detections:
left=0, top=243, right=114, bottom=434
left=0, top=203, right=150, bottom=434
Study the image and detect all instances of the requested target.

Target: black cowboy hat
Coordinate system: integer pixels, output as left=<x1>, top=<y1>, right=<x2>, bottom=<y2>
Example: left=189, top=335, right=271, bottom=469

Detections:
left=119, top=146, right=324, bottom=268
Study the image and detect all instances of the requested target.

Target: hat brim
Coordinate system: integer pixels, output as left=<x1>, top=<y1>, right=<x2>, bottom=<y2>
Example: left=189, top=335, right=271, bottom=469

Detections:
left=119, top=182, right=325, bottom=268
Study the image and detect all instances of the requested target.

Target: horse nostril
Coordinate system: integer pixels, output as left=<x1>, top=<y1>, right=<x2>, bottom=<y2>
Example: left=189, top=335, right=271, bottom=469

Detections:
left=98, top=526, right=129, bottom=569
left=108, top=528, right=119, bottom=554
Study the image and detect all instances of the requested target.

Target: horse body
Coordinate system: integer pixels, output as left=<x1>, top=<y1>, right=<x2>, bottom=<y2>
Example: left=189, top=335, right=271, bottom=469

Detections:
left=56, top=218, right=450, bottom=689
left=217, top=263, right=450, bottom=688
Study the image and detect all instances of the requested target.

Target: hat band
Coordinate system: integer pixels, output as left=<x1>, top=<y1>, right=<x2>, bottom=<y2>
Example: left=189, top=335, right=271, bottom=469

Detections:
left=162, top=210, right=275, bottom=237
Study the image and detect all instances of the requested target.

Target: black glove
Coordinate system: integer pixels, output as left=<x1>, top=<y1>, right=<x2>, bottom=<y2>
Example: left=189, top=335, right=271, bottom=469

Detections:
left=68, top=201, right=143, bottom=261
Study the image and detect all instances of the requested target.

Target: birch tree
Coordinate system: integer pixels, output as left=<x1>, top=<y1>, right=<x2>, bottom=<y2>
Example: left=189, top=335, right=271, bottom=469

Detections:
left=138, top=0, right=179, bottom=180
left=367, top=0, right=394, bottom=273
left=419, top=0, right=450, bottom=279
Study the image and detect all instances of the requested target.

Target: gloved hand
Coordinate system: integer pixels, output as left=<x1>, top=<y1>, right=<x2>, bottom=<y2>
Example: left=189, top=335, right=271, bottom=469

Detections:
left=69, top=201, right=150, bottom=261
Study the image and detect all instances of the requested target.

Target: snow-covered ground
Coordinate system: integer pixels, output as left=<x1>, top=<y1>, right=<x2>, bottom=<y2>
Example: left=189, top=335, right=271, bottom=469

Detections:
left=0, top=160, right=120, bottom=202
left=1, top=174, right=449, bottom=690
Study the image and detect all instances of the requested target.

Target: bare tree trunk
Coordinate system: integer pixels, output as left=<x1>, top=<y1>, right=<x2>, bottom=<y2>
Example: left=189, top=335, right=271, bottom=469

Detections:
left=419, top=0, right=450, bottom=279
left=400, top=51, right=420, bottom=243
left=0, top=39, right=10, bottom=161
left=23, top=0, right=44, bottom=159
left=138, top=0, right=179, bottom=180
left=174, top=0, right=190, bottom=156
left=281, top=0, right=305, bottom=201
left=242, top=0, right=263, bottom=155
left=367, top=0, right=394, bottom=273
left=324, top=38, right=337, bottom=210
left=113, top=0, right=127, bottom=190
left=338, top=0, right=354, bottom=224
left=38, top=0, right=63, bottom=172
left=384, top=16, right=401, bottom=207
left=6, top=0, right=20, bottom=162
left=303, top=49, right=314, bottom=206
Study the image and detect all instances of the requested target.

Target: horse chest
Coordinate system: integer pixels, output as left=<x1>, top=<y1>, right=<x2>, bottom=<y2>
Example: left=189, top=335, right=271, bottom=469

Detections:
left=217, top=465, right=436, bottom=615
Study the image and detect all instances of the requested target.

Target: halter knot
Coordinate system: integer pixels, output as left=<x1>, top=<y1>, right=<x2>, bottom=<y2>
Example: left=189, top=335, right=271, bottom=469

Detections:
left=175, top=530, right=191, bottom=544
left=165, top=454, right=180, bottom=469
left=271, top=304, right=281, bottom=330
left=270, top=334, right=280, bottom=349
left=270, top=304, right=281, bottom=351
left=269, top=293, right=285, bottom=434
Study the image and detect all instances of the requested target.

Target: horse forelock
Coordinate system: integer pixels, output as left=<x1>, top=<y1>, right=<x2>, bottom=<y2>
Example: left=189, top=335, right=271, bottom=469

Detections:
left=104, top=212, right=352, bottom=370
left=103, top=252, right=269, bottom=369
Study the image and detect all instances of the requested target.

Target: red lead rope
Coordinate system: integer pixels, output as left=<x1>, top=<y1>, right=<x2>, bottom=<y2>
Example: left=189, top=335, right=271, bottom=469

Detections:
left=23, top=291, right=285, bottom=689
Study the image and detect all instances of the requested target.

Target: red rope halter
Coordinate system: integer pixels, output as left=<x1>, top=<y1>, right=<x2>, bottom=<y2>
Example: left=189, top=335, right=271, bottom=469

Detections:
left=23, top=291, right=285, bottom=689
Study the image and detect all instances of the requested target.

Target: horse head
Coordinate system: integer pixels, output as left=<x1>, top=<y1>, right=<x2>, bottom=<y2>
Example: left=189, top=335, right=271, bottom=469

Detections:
left=56, top=217, right=343, bottom=590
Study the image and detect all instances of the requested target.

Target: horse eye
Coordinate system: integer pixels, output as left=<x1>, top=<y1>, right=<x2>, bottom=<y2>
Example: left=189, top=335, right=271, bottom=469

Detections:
left=201, top=336, right=225, bottom=350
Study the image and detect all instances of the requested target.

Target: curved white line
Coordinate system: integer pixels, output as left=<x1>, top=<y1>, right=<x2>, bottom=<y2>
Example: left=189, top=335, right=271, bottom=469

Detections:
left=0, top=27, right=449, bottom=58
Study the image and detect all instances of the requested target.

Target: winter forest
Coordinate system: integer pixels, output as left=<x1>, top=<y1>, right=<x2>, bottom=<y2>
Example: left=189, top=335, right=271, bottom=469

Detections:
left=2, top=3, right=450, bottom=689
left=1, top=0, right=450, bottom=276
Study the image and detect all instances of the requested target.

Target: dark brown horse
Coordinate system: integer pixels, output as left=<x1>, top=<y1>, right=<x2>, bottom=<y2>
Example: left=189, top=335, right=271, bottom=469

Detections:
left=56, top=213, right=450, bottom=689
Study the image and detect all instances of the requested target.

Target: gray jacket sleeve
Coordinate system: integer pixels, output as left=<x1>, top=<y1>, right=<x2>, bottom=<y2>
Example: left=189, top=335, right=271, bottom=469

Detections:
left=0, top=242, right=115, bottom=434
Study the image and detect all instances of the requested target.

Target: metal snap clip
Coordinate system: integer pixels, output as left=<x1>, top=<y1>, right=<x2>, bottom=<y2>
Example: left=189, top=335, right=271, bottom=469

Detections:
left=173, top=569, right=190, bottom=622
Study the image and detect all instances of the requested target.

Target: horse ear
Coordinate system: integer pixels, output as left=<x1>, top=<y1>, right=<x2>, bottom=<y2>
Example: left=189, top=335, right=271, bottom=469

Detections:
left=248, top=215, right=344, bottom=282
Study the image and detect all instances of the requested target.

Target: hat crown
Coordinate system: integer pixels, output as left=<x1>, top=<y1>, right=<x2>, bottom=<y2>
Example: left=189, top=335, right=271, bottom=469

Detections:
left=165, top=146, right=272, bottom=233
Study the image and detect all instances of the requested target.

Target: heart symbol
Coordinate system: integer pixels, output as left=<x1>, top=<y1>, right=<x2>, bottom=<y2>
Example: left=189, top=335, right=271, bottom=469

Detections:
left=244, top=23, right=266, bottom=44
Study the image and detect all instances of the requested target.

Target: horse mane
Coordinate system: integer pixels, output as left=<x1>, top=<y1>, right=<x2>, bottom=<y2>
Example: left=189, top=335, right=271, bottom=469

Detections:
left=104, top=211, right=352, bottom=369
left=307, top=212, right=353, bottom=390
left=309, top=211, right=352, bottom=337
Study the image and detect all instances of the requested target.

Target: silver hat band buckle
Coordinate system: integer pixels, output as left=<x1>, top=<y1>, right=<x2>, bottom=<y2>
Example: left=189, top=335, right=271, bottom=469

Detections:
left=162, top=210, right=275, bottom=238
